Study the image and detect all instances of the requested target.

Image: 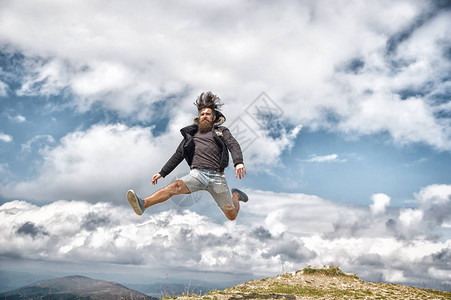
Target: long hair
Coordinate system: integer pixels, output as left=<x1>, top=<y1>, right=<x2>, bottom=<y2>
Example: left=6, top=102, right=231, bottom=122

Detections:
left=194, top=91, right=223, bottom=113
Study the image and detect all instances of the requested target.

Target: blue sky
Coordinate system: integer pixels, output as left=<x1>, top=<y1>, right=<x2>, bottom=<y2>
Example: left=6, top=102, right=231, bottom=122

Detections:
left=1, top=0, right=450, bottom=293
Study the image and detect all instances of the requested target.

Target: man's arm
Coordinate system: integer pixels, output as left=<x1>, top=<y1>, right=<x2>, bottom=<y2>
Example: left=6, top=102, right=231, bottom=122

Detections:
left=157, top=139, right=185, bottom=182
left=221, top=127, right=243, bottom=166
left=221, top=128, right=246, bottom=179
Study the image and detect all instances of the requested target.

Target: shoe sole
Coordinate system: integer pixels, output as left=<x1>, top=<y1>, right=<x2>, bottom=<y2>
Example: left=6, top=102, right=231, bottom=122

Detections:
left=127, top=190, right=143, bottom=216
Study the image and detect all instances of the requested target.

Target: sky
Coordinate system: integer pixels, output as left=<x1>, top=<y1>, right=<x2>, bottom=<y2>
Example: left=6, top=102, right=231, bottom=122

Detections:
left=0, top=0, right=450, bottom=293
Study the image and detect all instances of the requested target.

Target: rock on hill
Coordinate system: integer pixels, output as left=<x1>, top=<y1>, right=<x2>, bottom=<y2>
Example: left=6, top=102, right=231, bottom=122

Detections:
left=168, top=266, right=451, bottom=300
left=0, top=275, right=156, bottom=300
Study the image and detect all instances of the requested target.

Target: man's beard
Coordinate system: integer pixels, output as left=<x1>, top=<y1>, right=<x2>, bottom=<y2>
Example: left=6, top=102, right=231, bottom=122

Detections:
left=198, top=119, right=214, bottom=133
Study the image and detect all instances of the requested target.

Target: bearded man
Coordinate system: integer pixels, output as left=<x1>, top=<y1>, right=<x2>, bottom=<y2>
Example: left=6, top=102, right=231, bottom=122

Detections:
left=127, top=91, right=248, bottom=221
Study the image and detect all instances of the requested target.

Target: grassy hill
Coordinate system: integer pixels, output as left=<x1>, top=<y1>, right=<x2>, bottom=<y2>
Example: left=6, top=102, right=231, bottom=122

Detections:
left=165, top=266, right=451, bottom=300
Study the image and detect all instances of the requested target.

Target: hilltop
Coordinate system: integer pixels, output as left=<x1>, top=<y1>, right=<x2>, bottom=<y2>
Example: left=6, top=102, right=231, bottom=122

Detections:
left=167, top=266, right=451, bottom=300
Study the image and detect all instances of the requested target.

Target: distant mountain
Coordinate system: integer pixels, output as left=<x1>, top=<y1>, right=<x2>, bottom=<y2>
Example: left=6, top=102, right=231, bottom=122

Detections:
left=0, top=275, right=157, bottom=300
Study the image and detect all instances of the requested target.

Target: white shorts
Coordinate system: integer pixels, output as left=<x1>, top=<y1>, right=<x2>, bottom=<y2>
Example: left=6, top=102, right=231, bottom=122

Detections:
left=180, top=168, right=235, bottom=210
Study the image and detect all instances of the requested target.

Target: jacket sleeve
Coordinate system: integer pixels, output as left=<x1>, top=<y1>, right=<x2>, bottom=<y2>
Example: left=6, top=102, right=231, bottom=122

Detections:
left=159, top=139, right=185, bottom=178
left=221, top=127, right=244, bottom=166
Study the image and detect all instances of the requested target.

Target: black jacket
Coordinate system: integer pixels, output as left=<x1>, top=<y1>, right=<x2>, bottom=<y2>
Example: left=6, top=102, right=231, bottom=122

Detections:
left=159, top=111, right=243, bottom=177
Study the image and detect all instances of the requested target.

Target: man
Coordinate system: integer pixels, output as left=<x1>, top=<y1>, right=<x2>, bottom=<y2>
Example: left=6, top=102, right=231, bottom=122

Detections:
left=127, top=91, right=248, bottom=221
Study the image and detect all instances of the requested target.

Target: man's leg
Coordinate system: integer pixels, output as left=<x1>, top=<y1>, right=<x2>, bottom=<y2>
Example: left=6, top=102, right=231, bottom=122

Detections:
left=143, top=180, right=190, bottom=209
left=221, top=191, right=240, bottom=221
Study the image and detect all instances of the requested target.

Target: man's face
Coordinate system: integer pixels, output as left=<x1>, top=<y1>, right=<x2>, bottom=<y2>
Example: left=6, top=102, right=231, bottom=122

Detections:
left=199, top=108, right=215, bottom=123
left=198, top=108, right=215, bottom=133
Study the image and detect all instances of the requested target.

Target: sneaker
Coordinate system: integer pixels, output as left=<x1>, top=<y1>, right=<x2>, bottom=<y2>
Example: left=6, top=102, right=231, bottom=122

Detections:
left=127, top=190, right=145, bottom=215
left=231, top=188, right=248, bottom=202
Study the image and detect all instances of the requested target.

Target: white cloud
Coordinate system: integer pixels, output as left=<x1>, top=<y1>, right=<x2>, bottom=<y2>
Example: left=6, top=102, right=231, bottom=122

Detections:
left=11, top=114, right=26, bottom=122
left=415, top=184, right=451, bottom=207
left=370, top=193, right=391, bottom=215
left=303, top=154, right=341, bottom=163
left=0, top=0, right=449, bottom=150
left=1, top=123, right=183, bottom=203
left=242, top=124, right=302, bottom=171
left=0, top=184, right=450, bottom=288
left=337, top=94, right=451, bottom=150
left=415, top=184, right=451, bottom=228
left=0, top=133, right=12, bottom=142
left=17, top=57, right=72, bottom=97
left=399, top=208, right=424, bottom=228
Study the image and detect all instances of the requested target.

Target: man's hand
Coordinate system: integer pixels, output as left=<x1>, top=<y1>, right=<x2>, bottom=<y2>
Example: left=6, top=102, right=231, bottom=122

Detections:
left=151, top=173, right=162, bottom=185
left=235, top=163, right=246, bottom=179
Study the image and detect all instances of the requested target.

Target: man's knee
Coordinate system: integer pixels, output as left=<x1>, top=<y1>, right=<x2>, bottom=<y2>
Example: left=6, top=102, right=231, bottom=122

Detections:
left=168, top=180, right=188, bottom=194
left=226, top=213, right=237, bottom=221
left=222, top=207, right=237, bottom=221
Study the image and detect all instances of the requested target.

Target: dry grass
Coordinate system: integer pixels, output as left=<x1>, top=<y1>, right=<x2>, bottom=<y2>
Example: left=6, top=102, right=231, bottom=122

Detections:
left=164, top=266, right=451, bottom=300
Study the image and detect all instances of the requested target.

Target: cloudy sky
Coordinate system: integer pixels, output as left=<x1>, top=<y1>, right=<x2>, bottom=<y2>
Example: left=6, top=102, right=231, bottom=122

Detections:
left=1, top=0, right=450, bottom=292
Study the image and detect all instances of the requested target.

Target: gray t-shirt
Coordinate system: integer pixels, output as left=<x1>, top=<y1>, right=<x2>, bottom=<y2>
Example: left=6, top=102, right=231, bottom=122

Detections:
left=191, top=130, right=221, bottom=171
